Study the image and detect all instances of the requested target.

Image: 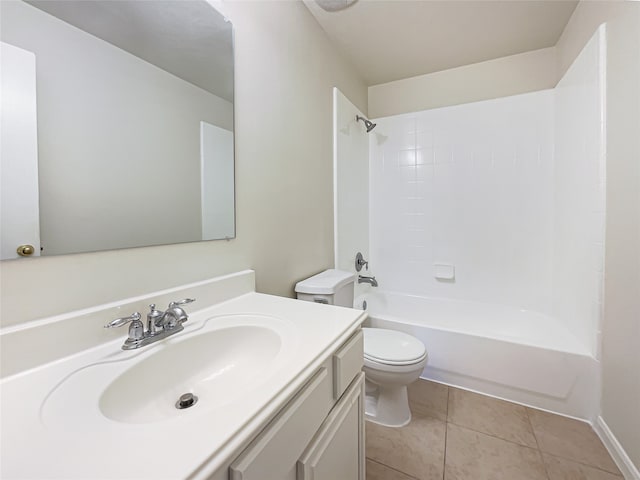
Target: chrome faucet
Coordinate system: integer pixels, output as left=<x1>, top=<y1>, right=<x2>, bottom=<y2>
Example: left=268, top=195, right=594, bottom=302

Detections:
left=160, top=301, right=191, bottom=329
left=105, top=298, right=195, bottom=350
left=358, top=275, right=378, bottom=287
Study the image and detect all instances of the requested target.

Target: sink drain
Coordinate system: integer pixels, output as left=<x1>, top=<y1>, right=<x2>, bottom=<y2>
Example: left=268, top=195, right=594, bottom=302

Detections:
left=176, top=392, right=198, bottom=409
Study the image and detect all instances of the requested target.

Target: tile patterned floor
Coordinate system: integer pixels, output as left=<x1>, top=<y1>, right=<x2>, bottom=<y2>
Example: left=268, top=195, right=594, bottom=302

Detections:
left=366, top=379, right=623, bottom=480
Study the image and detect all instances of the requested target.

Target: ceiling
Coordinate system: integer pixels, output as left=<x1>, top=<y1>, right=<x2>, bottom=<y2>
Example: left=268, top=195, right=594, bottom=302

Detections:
left=304, top=0, right=578, bottom=86
left=27, top=0, right=234, bottom=102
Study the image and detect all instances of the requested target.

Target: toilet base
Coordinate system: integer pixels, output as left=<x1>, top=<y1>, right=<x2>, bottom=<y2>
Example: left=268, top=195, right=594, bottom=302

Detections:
left=364, top=381, right=412, bottom=428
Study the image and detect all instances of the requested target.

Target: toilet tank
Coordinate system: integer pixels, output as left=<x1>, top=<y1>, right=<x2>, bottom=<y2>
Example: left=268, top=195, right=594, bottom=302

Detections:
left=295, top=269, right=355, bottom=307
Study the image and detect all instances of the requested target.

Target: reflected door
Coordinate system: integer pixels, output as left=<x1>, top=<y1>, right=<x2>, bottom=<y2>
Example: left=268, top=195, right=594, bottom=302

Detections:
left=200, top=121, right=234, bottom=241
left=0, top=42, right=41, bottom=260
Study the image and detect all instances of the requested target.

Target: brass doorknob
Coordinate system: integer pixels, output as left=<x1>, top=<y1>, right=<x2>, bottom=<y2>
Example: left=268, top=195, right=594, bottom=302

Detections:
left=16, top=244, right=35, bottom=256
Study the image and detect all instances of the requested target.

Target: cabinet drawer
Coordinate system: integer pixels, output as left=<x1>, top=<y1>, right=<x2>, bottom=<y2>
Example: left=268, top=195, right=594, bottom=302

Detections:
left=332, top=330, right=363, bottom=399
left=229, top=367, right=332, bottom=480
left=297, top=373, right=365, bottom=480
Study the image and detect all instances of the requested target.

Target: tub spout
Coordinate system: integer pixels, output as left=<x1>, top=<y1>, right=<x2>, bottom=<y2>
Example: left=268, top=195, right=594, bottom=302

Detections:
left=358, top=275, right=378, bottom=287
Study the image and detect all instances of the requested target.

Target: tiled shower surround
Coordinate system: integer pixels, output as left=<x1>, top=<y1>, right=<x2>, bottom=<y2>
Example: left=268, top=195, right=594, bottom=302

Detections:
left=368, top=27, right=605, bottom=357
left=370, top=91, right=555, bottom=312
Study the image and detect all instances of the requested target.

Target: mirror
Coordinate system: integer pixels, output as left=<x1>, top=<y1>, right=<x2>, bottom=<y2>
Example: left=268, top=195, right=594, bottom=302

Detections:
left=0, top=0, right=234, bottom=259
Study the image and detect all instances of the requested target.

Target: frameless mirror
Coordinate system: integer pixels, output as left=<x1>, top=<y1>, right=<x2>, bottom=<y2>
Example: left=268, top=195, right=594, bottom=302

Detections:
left=0, top=0, right=234, bottom=259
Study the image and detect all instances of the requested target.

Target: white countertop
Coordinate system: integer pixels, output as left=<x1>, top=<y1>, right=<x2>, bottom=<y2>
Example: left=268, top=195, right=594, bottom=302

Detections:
left=0, top=292, right=366, bottom=479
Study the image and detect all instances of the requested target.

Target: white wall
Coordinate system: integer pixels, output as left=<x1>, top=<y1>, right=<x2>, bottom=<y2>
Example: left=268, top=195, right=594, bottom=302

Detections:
left=369, top=91, right=555, bottom=312
left=368, top=47, right=557, bottom=119
left=333, top=88, right=369, bottom=275
left=601, top=6, right=640, bottom=473
left=0, top=1, right=367, bottom=328
left=1, top=1, right=233, bottom=255
left=555, top=2, right=640, bottom=475
left=552, top=26, right=606, bottom=359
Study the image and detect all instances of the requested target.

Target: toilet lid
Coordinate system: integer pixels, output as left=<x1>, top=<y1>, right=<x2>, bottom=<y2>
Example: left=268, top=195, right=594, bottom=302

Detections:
left=363, top=327, right=427, bottom=366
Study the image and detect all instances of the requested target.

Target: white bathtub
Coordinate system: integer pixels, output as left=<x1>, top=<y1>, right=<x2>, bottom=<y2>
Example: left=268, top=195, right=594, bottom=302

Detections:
left=357, top=291, right=599, bottom=420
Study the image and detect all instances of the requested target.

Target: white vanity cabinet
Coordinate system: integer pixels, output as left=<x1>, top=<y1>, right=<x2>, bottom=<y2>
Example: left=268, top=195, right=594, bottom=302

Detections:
left=219, top=329, right=365, bottom=480
left=0, top=272, right=368, bottom=480
left=297, top=372, right=364, bottom=480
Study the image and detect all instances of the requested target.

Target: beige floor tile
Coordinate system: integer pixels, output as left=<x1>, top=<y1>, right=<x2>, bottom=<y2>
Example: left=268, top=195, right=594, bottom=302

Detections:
left=543, top=453, right=624, bottom=480
left=527, top=408, right=620, bottom=474
left=366, top=414, right=446, bottom=480
left=444, top=423, right=548, bottom=480
left=367, top=459, right=418, bottom=480
left=408, top=379, right=449, bottom=421
left=447, top=388, right=538, bottom=448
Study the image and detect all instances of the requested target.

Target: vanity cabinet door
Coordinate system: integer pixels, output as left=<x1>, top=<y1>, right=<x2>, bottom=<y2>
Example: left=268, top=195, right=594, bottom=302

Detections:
left=296, top=373, right=365, bottom=480
left=229, top=367, right=332, bottom=480
left=332, top=330, right=363, bottom=400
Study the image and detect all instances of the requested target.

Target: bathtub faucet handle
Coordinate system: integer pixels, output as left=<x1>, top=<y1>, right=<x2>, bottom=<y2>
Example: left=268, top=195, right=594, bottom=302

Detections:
left=355, top=252, right=369, bottom=272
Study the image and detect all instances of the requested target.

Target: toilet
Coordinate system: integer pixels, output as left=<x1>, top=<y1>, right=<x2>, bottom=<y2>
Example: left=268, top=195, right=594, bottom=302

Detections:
left=295, top=269, right=428, bottom=427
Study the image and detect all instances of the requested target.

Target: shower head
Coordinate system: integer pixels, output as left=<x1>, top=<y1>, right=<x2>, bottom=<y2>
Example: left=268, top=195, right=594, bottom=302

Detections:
left=356, top=115, right=376, bottom=133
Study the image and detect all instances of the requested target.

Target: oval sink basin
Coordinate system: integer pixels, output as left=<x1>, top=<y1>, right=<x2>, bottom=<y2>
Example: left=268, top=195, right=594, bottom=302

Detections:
left=99, top=325, right=282, bottom=424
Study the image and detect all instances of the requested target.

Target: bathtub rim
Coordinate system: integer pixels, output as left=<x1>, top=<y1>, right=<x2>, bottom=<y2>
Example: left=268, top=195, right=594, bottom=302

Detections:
left=356, top=290, right=593, bottom=358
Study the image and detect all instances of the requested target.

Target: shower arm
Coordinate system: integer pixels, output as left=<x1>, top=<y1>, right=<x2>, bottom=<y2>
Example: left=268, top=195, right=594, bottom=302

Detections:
left=356, top=115, right=376, bottom=133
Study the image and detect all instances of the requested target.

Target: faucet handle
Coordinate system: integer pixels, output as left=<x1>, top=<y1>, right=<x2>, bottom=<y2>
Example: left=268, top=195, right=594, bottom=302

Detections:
left=355, top=252, right=369, bottom=272
left=105, top=312, right=142, bottom=328
left=168, top=298, right=195, bottom=308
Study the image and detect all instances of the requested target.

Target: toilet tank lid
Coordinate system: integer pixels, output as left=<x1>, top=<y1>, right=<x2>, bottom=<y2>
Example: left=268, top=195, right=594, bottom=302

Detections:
left=295, top=269, right=355, bottom=295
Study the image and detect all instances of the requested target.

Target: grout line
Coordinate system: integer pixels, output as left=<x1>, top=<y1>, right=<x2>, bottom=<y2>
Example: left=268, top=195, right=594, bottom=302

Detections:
left=446, top=421, right=543, bottom=452
left=443, top=384, right=450, bottom=480
left=525, top=410, right=622, bottom=476
left=447, top=387, right=548, bottom=451
left=445, top=384, right=450, bottom=420
left=366, top=457, right=420, bottom=480
left=525, top=407, right=552, bottom=480
left=525, top=406, right=544, bottom=452
left=442, top=421, right=448, bottom=480
left=541, top=453, right=625, bottom=478
left=445, top=423, right=553, bottom=480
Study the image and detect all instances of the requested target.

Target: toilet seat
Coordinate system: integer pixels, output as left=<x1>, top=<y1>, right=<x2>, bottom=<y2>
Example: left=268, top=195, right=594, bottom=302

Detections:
left=363, top=328, right=427, bottom=366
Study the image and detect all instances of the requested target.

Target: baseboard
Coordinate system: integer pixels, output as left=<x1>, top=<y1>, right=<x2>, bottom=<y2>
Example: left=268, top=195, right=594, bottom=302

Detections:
left=594, top=416, right=640, bottom=480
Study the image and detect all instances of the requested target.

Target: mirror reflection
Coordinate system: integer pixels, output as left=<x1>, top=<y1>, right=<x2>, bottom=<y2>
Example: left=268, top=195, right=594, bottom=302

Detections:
left=0, top=0, right=234, bottom=259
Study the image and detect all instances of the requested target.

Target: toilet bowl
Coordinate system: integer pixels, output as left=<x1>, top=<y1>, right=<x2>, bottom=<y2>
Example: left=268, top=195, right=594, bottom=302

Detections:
left=295, top=269, right=428, bottom=428
left=362, top=327, right=428, bottom=427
